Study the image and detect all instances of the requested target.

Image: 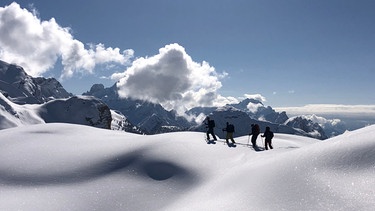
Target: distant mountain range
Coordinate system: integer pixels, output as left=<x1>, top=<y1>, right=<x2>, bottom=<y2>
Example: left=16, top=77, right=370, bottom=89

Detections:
left=0, top=59, right=351, bottom=139
left=187, top=99, right=328, bottom=140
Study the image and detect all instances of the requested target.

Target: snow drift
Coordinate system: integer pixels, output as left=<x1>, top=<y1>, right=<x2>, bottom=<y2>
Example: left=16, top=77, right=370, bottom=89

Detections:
left=0, top=123, right=374, bottom=210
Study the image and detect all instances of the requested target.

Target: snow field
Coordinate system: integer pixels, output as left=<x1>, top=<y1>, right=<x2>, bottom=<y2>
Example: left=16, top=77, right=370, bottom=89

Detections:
left=0, top=123, right=374, bottom=210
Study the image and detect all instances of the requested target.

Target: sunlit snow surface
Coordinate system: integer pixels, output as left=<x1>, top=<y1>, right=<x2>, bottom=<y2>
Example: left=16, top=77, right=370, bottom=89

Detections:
left=0, top=123, right=374, bottom=210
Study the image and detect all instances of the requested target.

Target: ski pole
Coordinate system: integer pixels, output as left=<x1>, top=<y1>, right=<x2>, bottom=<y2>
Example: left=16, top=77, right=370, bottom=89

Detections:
left=222, top=129, right=225, bottom=144
left=247, top=135, right=250, bottom=146
left=222, top=128, right=226, bottom=145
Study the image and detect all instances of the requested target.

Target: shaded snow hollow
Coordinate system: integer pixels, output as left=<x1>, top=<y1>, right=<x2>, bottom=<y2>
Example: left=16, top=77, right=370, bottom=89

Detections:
left=0, top=123, right=374, bottom=210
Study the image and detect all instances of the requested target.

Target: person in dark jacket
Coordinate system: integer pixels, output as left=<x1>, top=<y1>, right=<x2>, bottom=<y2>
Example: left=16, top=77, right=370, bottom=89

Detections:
left=249, top=124, right=260, bottom=147
left=222, top=122, right=235, bottom=145
left=261, top=126, right=274, bottom=150
left=205, top=117, right=217, bottom=141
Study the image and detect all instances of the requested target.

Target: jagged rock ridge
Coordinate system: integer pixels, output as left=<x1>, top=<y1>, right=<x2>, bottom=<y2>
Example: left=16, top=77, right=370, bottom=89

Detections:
left=0, top=60, right=72, bottom=104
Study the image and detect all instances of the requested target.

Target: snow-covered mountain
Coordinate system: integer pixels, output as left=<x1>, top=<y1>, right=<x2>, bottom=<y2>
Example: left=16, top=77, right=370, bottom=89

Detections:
left=83, top=84, right=191, bottom=134
left=285, top=116, right=328, bottom=140
left=187, top=98, right=290, bottom=125
left=0, top=123, right=373, bottom=210
left=37, top=95, right=112, bottom=129
left=0, top=92, right=112, bottom=129
left=0, top=60, right=72, bottom=104
left=286, top=114, right=347, bottom=138
left=229, top=98, right=289, bottom=124
left=0, top=60, right=118, bottom=130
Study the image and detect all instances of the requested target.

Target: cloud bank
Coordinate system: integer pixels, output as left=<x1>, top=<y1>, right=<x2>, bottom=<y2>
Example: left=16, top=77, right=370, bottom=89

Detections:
left=0, top=2, right=133, bottom=78
left=114, top=43, right=226, bottom=114
left=275, top=104, right=375, bottom=118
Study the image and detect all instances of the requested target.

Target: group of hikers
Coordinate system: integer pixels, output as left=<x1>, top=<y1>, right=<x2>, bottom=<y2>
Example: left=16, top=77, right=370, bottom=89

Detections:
left=205, top=117, right=274, bottom=150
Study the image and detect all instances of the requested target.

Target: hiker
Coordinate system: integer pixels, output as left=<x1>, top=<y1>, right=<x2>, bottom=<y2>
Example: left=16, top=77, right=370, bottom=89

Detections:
left=222, top=122, right=235, bottom=145
left=261, top=126, right=274, bottom=150
left=205, top=117, right=217, bottom=141
left=249, top=124, right=260, bottom=147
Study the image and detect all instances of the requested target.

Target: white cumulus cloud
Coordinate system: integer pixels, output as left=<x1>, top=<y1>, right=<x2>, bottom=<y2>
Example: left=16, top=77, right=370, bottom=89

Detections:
left=115, top=43, right=225, bottom=114
left=243, top=94, right=267, bottom=103
left=247, top=102, right=263, bottom=113
left=0, top=2, right=133, bottom=78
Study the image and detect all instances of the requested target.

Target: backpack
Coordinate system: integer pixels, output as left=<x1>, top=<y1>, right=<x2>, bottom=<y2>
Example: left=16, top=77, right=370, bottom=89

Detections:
left=208, top=120, right=215, bottom=128
left=227, top=124, right=234, bottom=133
left=269, top=131, right=274, bottom=139
left=253, top=124, right=260, bottom=134
left=264, top=131, right=274, bottom=140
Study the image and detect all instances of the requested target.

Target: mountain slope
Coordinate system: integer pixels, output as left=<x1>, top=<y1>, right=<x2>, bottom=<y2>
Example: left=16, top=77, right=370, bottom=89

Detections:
left=0, top=123, right=373, bottom=210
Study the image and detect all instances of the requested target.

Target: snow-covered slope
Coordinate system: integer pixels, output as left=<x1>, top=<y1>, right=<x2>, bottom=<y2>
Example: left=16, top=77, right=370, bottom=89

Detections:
left=0, top=123, right=373, bottom=210
left=110, top=109, right=142, bottom=133
left=0, top=92, right=44, bottom=129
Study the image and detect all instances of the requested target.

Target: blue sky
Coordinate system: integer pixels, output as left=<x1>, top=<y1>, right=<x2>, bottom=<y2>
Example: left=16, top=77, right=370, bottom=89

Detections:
left=1, top=0, right=375, bottom=112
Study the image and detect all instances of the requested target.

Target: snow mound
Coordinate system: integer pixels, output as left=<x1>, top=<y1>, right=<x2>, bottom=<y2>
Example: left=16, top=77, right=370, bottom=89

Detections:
left=0, top=123, right=373, bottom=210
